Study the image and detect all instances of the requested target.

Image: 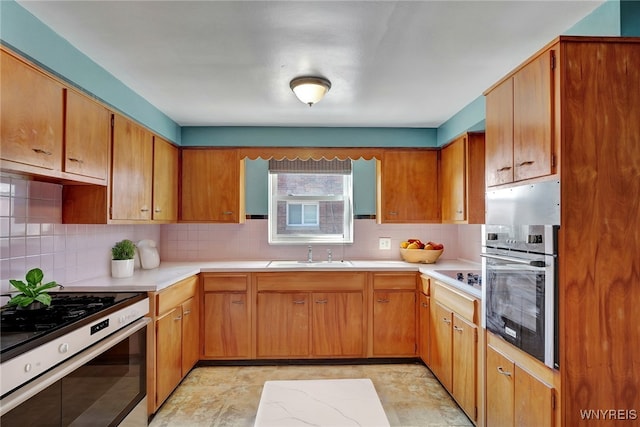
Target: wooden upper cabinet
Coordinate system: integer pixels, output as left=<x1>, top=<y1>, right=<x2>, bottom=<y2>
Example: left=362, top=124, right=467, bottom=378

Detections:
left=1, top=50, right=63, bottom=171
left=181, top=148, right=246, bottom=223
left=440, top=132, right=485, bottom=223
left=513, top=50, right=554, bottom=182
left=64, top=90, right=110, bottom=181
left=485, top=79, right=514, bottom=186
left=485, top=47, right=556, bottom=187
left=377, top=149, right=440, bottom=223
left=111, top=114, right=153, bottom=221
left=152, top=137, right=179, bottom=222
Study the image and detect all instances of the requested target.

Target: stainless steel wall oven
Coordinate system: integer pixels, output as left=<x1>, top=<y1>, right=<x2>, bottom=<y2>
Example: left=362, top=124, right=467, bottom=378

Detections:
left=482, top=224, right=558, bottom=369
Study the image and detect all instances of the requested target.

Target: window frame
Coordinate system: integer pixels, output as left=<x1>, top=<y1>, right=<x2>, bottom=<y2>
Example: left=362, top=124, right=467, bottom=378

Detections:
left=268, top=172, right=354, bottom=245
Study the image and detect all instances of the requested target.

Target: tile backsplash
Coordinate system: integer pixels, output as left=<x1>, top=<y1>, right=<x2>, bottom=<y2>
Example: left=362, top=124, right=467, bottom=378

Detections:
left=1, top=174, right=481, bottom=293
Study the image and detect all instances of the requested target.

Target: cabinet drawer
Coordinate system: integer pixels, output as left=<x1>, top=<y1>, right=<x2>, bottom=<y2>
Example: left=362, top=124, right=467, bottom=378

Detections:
left=373, top=273, right=417, bottom=290
left=432, top=281, right=478, bottom=324
left=157, top=275, right=198, bottom=316
left=203, top=274, right=248, bottom=292
left=256, top=272, right=365, bottom=292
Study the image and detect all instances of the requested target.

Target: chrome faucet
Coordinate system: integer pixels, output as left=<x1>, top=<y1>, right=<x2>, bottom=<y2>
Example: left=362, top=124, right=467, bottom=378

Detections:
left=307, top=245, right=313, bottom=262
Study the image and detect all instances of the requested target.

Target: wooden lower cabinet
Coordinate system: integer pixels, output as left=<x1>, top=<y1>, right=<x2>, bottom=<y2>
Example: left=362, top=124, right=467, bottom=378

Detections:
left=202, top=273, right=251, bottom=359
left=149, top=275, right=199, bottom=414
left=257, top=292, right=310, bottom=357
left=255, top=272, right=366, bottom=358
left=312, top=292, right=364, bottom=357
left=430, top=302, right=453, bottom=391
left=452, top=315, right=478, bottom=421
left=486, top=343, right=555, bottom=427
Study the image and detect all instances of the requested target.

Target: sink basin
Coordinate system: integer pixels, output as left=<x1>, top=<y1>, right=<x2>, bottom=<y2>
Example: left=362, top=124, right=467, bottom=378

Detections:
left=267, top=260, right=354, bottom=268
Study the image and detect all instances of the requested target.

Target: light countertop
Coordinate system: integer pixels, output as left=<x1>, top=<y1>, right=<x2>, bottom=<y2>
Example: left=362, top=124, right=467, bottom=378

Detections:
left=52, top=259, right=481, bottom=296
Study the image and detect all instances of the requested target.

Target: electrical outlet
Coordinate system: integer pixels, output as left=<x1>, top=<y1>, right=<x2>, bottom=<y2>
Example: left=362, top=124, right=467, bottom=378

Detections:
left=379, top=237, right=392, bottom=250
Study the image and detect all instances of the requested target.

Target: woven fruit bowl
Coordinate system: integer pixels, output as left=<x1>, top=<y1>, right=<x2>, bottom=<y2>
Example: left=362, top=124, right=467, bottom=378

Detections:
left=400, top=248, right=444, bottom=264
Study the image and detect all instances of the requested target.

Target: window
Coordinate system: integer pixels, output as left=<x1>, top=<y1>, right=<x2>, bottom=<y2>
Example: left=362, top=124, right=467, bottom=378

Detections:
left=268, top=159, right=353, bottom=244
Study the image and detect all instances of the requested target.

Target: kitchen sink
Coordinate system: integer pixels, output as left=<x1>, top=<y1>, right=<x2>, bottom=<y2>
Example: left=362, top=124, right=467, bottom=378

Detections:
left=266, top=260, right=354, bottom=268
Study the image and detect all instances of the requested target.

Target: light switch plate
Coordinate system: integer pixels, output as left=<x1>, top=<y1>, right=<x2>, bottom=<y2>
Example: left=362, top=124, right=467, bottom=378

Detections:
left=379, top=237, right=392, bottom=250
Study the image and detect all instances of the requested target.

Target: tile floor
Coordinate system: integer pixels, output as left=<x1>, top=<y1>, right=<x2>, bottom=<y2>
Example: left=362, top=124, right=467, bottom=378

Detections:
left=148, top=362, right=473, bottom=427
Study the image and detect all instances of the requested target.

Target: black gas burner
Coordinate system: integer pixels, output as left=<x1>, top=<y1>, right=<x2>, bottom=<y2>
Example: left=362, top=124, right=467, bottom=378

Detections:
left=0, top=292, right=145, bottom=359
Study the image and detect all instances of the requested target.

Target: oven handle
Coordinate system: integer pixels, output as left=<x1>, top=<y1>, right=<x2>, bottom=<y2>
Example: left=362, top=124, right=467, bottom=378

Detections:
left=480, top=253, right=547, bottom=268
left=0, top=317, right=150, bottom=416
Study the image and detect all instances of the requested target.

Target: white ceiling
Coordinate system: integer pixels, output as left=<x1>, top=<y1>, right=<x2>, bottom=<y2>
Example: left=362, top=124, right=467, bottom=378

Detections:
left=17, top=0, right=604, bottom=128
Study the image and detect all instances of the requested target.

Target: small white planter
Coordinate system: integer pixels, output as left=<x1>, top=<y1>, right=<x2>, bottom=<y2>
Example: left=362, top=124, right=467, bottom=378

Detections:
left=111, top=259, right=134, bottom=278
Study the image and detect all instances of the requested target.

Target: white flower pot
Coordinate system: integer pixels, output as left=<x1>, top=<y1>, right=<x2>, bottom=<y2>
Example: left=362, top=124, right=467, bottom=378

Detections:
left=111, top=259, right=134, bottom=278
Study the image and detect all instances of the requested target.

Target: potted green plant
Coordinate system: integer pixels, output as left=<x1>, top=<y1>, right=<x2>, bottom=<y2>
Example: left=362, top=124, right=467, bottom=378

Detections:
left=8, top=268, right=59, bottom=309
left=111, top=239, right=136, bottom=278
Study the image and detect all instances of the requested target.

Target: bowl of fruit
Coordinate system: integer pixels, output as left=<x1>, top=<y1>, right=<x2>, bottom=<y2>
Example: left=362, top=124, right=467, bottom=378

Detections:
left=399, top=239, right=444, bottom=263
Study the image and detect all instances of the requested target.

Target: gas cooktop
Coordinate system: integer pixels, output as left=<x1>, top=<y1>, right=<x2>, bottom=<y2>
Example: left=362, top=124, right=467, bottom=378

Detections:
left=0, top=292, right=146, bottom=359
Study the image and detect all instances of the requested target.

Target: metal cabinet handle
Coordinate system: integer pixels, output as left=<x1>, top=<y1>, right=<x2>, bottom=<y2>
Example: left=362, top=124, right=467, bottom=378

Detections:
left=421, top=302, right=428, bottom=308
left=231, top=300, right=244, bottom=305
left=442, top=317, right=451, bottom=324
left=140, top=208, right=150, bottom=212
left=497, top=366, right=512, bottom=377
left=154, top=207, right=162, bottom=213
left=174, top=315, right=182, bottom=321
left=183, top=310, right=191, bottom=316
left=293, top=300, right=306, bottom=304
left=497, top=166, right=512, bottom=172
left=388, top=211, right=398, bottom=215
left=33, top=148, right=52, bottom=156
left=453, top=325, right=463, bottom=333
left=67, top=157, right=84, bottom=164
left=223, top=211, right=233, bottom=215
left=376, top=299, right=390, bottom=303
left=516, top=160, right=535, bottom=167
left=315, top=299, right=328, bottom=304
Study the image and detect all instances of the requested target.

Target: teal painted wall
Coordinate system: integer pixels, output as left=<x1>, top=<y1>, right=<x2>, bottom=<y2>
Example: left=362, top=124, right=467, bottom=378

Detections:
left=0, top=1, right=181, bottom=143
left=181, top=126, right=437, bottom=148
left=436, top=96, right=486, bottom=146
left=621, top=0, right=640, bottom=36
left=566, top=0, right=621, bottom=35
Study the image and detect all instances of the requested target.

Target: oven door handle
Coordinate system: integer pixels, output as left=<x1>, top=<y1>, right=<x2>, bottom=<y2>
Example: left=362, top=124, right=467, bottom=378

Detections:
left=480, top=253, right=547, bottom=267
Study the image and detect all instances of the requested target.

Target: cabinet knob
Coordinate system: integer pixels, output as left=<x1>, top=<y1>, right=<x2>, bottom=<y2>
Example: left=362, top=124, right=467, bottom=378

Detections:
left=32, top=148, right=52, bottom=156
left=421, top=302, right=428, bottom=308
left=497, top=366, right=512, bottom=377
left=453, top=325, right=463, bottom=333
left=442, top=317, right=451, bottom=324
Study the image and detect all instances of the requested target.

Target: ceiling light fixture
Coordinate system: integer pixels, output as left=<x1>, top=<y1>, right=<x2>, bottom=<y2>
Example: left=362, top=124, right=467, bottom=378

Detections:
left=290, top=76, right=331, bottom=107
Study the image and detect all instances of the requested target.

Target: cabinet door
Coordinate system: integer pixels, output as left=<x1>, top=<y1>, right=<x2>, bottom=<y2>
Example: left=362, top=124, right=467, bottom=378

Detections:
left=155, top=306, right=183, bottom=407
left=111, top=114, right=153, bottom=220
left=452, top=314, right=477, bottom=421
left=515, top=365, right=555, bottom=427
left=257, top=293, right=309, bottom=357
left=312, top=292, right=363, bottom=357
left=378, top=150, right=440, bottom=223
left=485, top=78, right=514, bottom=186
left=372, top=291, right=416, bottom=356
left=486, top=345, right=515, bottom=427
left=430, top=302, right=453, bottom=391
left=513, top=50, right=554, bottom=182
left=203, top=292, right=250, bottom=358
left=1, top=51, right=63, bottom=170
left=441, top=136, right=466, bottom=222
left=418, top=293, right=430, bottom=364
left=181, top=149, right=244, bottom=222
left=65, top=90, right=110, bottom=180
left=152, top=137, right=179, bottom=221
left=181, top=297, right=199, bottom=374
